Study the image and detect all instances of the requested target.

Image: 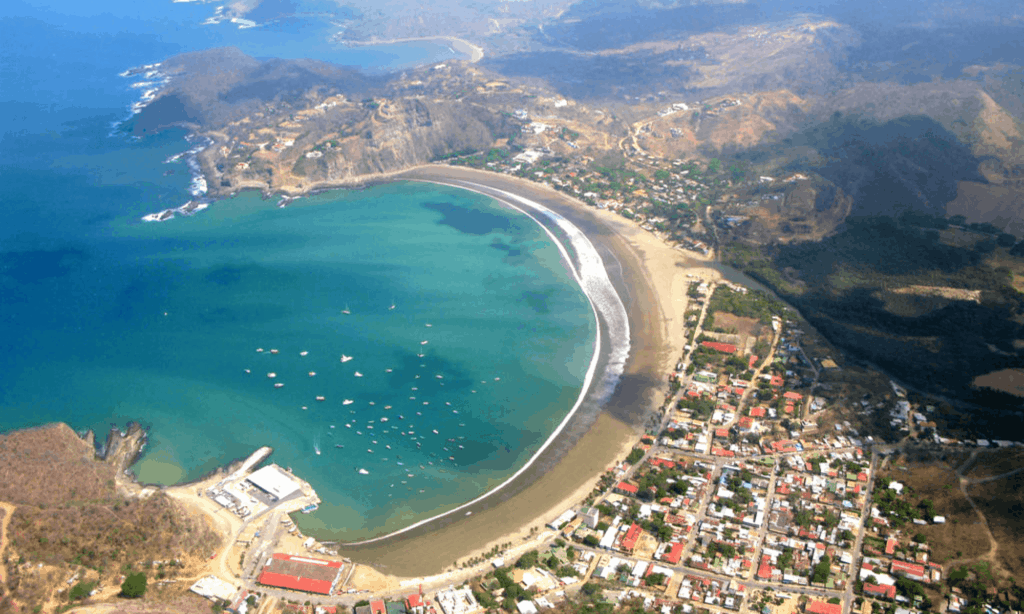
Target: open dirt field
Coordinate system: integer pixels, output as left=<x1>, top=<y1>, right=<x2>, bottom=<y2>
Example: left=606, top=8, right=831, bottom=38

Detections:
left=884, top=457, right=990, bottom=564
left=710, top=312, right=765, bottom=354
left=968, top=470, right=1024, bottom=582
left=964, top=448, right=1024, bottom=480
left=972, top=368, right=1024, bottom=398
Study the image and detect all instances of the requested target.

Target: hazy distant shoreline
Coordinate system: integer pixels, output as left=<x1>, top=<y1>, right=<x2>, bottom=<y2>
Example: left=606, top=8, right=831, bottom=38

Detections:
left=334, top=35, right=484, bottom=63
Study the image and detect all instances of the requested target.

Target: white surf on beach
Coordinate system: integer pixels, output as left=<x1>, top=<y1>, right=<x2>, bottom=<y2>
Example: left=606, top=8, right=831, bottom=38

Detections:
left=344, top=180, right=630, bottom=545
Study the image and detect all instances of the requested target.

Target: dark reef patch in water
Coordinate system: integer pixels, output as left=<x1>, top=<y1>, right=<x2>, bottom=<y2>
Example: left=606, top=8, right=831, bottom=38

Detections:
left=423, top=201, right=512, bottom=235
left=489, top=239, right=523, bottom=258
left=0, top=247, right=89, bottom=284
left=204, top=264, right=250, bottom=286
left=521, top=289, right=553, bottom=314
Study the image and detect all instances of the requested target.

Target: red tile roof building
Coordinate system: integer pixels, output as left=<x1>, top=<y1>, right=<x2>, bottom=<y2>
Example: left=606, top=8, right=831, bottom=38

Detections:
left=663, top=542, right=685, bottom=564
left=701, top=341, right=738, bottom=354
left=370, top=601, right=387, bottom=614
left=864, top=584, right=897, bottom=600
left=620, top=523, right=643, bottom=553
left=258, top=553, right=344, bottom=595
left=806, top=600, right=843, bottom=614
left=650, top=458, right=677, bottom=470
left=884, top=538, right=897, bottom=555
left=891, top=560, right=927, bottom=581
left=616, top=482, right=639, bottom=495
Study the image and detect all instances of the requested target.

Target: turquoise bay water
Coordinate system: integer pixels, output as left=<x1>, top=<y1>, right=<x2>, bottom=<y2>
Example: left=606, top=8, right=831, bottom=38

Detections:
left=1, top=0, right=596, bottom=539
left=1, top=124, right=596, bottom=539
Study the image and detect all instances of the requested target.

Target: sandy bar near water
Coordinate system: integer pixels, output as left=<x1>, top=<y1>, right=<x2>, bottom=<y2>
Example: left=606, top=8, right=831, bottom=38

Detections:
left=335, top=35, right=484, bottom=63
left=332, top=165, right=720, bottom=579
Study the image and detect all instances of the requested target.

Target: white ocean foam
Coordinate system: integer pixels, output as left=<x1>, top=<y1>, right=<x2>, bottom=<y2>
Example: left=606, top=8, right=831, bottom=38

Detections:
left=345, top=180, right=630, bottom=546
left=115, top=62, right=171, bottom=127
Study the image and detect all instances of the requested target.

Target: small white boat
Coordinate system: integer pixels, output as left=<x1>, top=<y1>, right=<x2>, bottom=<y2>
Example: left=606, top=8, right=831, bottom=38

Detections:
left=309, top=371, right=316, bottom=377
left=315, top=396, right=325, bottom=401
left=342, top=305, right=351, bottom=315
left=425, top=323, right=432, bottom=327
left=301, top=406, right=308, bottom=410
left=343, top=399, right=354, bottom=405
left=354, top=371, right=363, bottom=377
left=341, top=355, right=353, bottom=363
left=420, top=340, right=429, bottom=345
left=358, top=468, right=369, bottom=475
left=270, top=349, right=279, bottom=354
left=433, top=429, right=439, bottom=434
left=256, top=348, right=264, bottom=352
left=244, top=369, right=251, bottom=374
left=267, top=372, right=277, bottom=378
left=274, top=383, right=284, bottom=388
left=300, top=350, right=309, bottom=356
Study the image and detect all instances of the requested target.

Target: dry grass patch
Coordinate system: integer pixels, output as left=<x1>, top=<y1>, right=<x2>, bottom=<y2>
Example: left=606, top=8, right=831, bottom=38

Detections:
left=968, top=471, right=1024, bottom=581
left=964, top=448, right=1024, bottom=480
left=884, top=456, right=989, bottom=564
left=0, top=424, right=220, bottom=612
left=0, top=423, right=115, bottom=507
left=972, top=369, right=1024, bottom=398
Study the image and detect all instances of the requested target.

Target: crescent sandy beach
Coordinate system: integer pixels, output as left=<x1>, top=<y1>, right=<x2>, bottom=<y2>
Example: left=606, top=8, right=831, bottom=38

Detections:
left=327, top=165, right=723, bottom=578
left=157, top=164, right=727, bottom=592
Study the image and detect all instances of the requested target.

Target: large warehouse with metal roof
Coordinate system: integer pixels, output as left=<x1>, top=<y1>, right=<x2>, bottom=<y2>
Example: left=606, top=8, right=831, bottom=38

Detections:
left=257, top=553, right=344, bottom=595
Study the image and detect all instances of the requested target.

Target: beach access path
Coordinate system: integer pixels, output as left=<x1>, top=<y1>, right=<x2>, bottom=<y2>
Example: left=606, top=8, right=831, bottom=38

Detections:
left=0, top=501, right=13, bottom=585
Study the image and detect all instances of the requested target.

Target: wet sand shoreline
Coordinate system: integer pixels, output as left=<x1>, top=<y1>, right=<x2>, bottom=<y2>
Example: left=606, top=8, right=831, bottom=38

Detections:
left=331, top=166, right=700, bottom=577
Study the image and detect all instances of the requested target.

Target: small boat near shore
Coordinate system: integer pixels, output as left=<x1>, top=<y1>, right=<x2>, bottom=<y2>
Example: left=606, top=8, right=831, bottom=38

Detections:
left=341, top=354, right=353, bottom=363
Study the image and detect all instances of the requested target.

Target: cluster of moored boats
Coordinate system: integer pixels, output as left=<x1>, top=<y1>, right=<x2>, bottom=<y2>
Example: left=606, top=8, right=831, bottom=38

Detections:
left=241, top=305, right=505, bottom=494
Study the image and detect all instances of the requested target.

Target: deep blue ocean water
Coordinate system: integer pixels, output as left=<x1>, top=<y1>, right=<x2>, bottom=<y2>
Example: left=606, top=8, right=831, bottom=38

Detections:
left=1, top=0, right=596, bottom=539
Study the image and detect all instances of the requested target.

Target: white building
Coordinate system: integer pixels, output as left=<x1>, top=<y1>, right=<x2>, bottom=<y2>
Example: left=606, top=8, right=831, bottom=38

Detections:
left=247, top=465, right=301, bottom=501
